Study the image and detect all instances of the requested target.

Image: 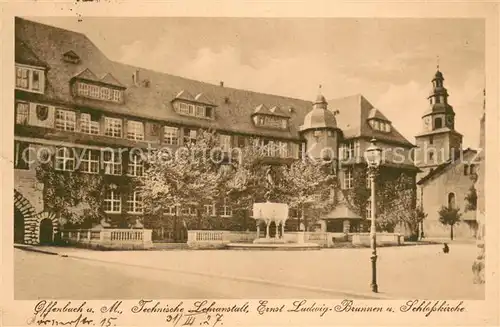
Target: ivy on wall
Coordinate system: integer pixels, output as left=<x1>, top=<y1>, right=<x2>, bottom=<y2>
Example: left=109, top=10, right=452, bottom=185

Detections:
left=35, top=159, right=138, bottom=228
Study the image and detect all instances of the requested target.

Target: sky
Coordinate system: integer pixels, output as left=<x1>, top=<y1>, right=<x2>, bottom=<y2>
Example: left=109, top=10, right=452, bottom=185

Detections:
left=31, top=17, right=485, bottom=148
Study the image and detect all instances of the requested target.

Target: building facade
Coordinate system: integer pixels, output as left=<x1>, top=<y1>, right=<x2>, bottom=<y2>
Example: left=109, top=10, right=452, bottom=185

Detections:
left=14, top=17, right=417, bottom=245
left=415, top=69, right=483, bottom=239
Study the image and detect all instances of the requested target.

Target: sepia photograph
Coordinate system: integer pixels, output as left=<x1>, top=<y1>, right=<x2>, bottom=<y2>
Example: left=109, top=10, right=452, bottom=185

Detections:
left=12, top=15, right=487, bottom=303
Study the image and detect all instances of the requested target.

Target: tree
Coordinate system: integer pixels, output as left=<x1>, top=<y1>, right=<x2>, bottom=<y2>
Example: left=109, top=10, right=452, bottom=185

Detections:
left=376, top=173, right=425, bottom=239
left=464, top=185, right=478, bottom=212
left=141, top=129, right=224, bottom=230
left=36, top=159, right=105, bottom=227
left=278, top=158, right=338, bottom=230
left=438, top=206, right=462, bottom=240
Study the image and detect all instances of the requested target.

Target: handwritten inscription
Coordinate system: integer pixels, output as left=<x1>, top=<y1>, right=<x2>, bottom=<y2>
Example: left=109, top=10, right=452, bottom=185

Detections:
left=26, top=299, right=467, bottom=326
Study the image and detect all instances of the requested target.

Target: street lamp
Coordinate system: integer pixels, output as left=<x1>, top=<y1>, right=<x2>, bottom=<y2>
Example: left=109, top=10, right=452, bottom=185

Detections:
left=364, top=138, right=382, bottom=293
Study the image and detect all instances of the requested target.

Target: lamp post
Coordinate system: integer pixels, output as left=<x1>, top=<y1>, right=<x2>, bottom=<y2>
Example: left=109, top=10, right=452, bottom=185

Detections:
left=364, top=138, right=382, bottom=293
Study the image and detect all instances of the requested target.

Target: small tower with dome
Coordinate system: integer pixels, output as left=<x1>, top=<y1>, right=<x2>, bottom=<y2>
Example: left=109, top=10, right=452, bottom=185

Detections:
left=299, top=87, right=342, bottom=163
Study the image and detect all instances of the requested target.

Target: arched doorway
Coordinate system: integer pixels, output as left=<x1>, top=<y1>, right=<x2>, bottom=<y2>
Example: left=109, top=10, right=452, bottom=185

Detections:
left=14, top=208, right=25, bottom=244
left=39, top=218, right=53, bottom=245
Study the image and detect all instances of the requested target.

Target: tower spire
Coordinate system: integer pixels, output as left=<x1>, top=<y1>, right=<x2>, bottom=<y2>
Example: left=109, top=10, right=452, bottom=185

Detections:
left=437, top=55, right=440, bottom=70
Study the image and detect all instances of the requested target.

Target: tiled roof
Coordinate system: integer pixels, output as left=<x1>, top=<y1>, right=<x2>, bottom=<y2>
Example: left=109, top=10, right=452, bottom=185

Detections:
left=15, top=17, right=315, bottom=141
left=368, top=108, right=390, bottom=122
left=100, top=73, right=124, bottom=88
left=328, top=94, right=414, bottom=146
left=417, top=148, right=477, bottom=185
left=322, top=189, right=361, bottom=220
left=73, top=68, right=99, bottom=82
left=15, top=38, right=47, bottom=68
left=15, top=17, right=414, bottom=146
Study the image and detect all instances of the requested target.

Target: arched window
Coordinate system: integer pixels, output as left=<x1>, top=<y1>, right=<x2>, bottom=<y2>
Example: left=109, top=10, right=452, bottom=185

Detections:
left=434, top=117, right=443, bottom=129
left=448, top=193, right=456, bottom=209
left=464, top=164, right=469, bottom=176
left=470, top=164, right=476, bottom=175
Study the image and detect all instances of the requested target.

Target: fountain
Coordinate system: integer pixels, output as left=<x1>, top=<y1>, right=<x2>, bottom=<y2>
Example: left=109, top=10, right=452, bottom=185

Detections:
left=226, top=202, right=320, bottom=250
left=226, top=168, right=319, bottom=250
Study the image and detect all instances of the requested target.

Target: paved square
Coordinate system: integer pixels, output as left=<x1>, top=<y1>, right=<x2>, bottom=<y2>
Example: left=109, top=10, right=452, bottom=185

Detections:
left=35, top=243, right=485, bottom=299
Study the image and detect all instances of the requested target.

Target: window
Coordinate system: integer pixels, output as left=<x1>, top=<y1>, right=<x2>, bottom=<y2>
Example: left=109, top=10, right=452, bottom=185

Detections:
left=102, top=150, right=122, bottom=175
left=127, top=153, right=143, bottom=177
left=205, top=107, right=213, bottom=118
left=55, top=147, right=75, bottom=171
left=196, top=105, right=205, bottom=117
left=77, top=82, right=90, bottom=96
left=14, top=142, right=30, bottom=170
left=80, top=149, right=99, bottom=174
left=470, top=164, right=476, bottom=175
left=277, top=141, right=288, bottom=158
left=100, top=87, right=111, bottom=101
left=435, top=117, right=443, bottom=129
left=220, top=134, right=231, bottom=152
left=179, top=102, right=189, bottom=115
left=204, top=204, right=216, bottom=217
left=15, top=101, right=29, bottom=125
left=164, top=206, right=177, bottom=216
left=15, top=65, right=44, bottom=93
left=464, top=164, right=469, bottom=176
left=104, top=117, right=122, bottom=138
left=184, top=128, right=197, bottom=144
left=104, top=189, right=121, bottom=213
left=80, top=113, right=100, bottom=135
left=218, top=198, right=232, bottom=217
left=55, top=109, right=76, bottom=131
left=343, top=168, right=353, bottom=189
left=340, top=141, right=358, bottom=160
left=163, top=126, right=179, bottom=145
left=188, top=104, right=195, bottom=115
left=112, top=89, right=122, bottom=102
left=429, top=136, right=433, bottom=145
left=127, top=191, right=143, bottom=214
left=127, top=120, right=144, bottom=141
left=429, top=152, right=434, bottom=162
left=448, top=193, right=456, bottom=209
left=90, top=85, right=100, bottom=98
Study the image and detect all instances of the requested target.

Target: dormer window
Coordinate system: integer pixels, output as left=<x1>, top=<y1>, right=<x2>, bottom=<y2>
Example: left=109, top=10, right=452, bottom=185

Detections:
left=172, top=91, right=216, bottom=120
left=369, top=119, right=391, bottom=133
left=72, top=69, right=126, bottom=104
left=15, top=64, right=45, bottom=94
left=252, top=104, right=290, bottom=130
left=62, top=51, right=80, bottom=64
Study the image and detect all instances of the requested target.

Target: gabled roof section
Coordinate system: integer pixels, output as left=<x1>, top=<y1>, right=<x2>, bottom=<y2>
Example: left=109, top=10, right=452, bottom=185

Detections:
left=368, top=108, right=391, bottom=122
left=194, top=92, right=216, bottom=106
left=328, top=94, right=413, bottom=146
left=73, top=68, right=99, bottom=82
left=253, top=104, right=271, bottom=115
left=62, top=50, right=80, bottom=63
left=100, top=73, right=125, bottom=88
left=174, top=90, right=195, bottom=102
left=417, top=148, right=478, bottom=185
left=269, top=105, right=291, bottom=118
left=322, top=189, right=361, bottom=220
left=15, top=38, right=48, bottom=68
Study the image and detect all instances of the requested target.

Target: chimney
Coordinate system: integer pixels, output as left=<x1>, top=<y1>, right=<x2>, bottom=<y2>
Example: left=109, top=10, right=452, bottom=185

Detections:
left=220, top=81, right=224, bottom=87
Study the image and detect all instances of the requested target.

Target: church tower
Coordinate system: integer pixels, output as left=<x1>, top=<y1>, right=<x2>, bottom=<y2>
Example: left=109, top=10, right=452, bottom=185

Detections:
left=415, top=67, right=463, bottom=178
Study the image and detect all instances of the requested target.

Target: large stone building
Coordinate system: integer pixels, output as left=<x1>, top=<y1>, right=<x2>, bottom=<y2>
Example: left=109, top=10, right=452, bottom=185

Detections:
left=415, top=69, right=483, bottom=239
left=13, top=17, right=417, bottom=245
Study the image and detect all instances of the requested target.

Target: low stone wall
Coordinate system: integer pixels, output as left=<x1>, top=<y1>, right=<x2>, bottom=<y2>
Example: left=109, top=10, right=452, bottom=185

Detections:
left=187, top=230, right=256, bottom=249
left=60, top=228, right=154, bottom=250
left=351, top=233, right=404, bottom=246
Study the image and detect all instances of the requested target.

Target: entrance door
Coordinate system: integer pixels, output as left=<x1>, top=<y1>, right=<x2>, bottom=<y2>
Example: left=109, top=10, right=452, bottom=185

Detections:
left=39, top=219, right=53, bottom=245
left=14, top=208, right=24, bottom=244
